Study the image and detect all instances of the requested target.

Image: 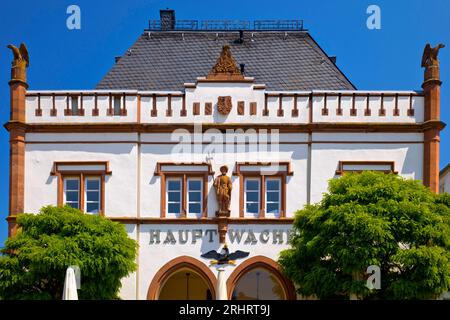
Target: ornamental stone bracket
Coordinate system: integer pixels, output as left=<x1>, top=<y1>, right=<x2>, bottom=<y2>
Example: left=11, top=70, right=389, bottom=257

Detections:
left=216, top=210, right=230, bottom=244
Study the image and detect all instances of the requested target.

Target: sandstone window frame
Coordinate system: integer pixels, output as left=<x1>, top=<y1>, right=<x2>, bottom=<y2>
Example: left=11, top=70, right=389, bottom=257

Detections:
left=51, top=161, right=111, bottom=216
left=155, top=162, right=214, bottom=218
left=233, top=162, right=293, bottom=218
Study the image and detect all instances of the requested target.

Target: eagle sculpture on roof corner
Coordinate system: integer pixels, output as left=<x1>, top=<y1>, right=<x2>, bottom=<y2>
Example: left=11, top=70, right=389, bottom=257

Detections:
left=421, top=43, right=445, bottom=68
left=201, top=244, right=249, bottom=265
left=7, top=43, right=29, bottom=68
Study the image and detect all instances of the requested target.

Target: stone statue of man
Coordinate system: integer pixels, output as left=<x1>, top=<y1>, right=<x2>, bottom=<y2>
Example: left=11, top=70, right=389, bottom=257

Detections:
left=214, top=165, right=232, bottom=213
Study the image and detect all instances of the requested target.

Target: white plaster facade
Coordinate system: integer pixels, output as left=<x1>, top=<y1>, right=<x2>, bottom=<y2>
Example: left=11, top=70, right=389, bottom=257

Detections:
left=19, top=79, right=429, bottom=299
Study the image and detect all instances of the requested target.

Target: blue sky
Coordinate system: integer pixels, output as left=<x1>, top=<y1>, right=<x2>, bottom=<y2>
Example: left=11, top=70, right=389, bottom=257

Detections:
left=1, top=0, right=449, bottom=245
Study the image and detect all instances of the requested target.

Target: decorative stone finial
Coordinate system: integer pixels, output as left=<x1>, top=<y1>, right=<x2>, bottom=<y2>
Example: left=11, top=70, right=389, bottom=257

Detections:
left=207, top=44, right=244, bottom=80
left=421, top=43, right=445, bottom=84
left=7, top=43, right=29, bottom=84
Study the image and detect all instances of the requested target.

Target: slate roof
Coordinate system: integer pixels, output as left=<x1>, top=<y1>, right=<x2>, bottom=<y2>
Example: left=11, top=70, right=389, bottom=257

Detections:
left=96, top=31, right=355, bottom=91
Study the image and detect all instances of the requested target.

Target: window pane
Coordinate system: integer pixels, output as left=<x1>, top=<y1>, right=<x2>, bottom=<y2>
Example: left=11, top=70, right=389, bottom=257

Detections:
left=246, top=191, right=259, bottom=202
left=86, top=179, right=100, bottom=190
left=266, top=180, right=280, bottom=191
left=188, top=180, right=201, bottom=190
left=189, top=191, right=201, bottom=202
left=86, top=202, right=99, bottom=213
left=66, top=179, right=79, bottom=190
left=168, top=180, right=181, bottom=190
left=86, top=203, right=99, bottom=214
left=246, top=180, right=259, bottom=190
left=86, top=191, right=99, bottom=202
left=189, top=203, right=201, bottom=214
left=67, top=202, right=79, bottom=209
left=246, top=203, right=259, bottom=214
left=266, top=191, right=279, bottom=202
left=168, top=191, right=180, bottom=202
left=66, top=191, right=79, bottom=202
left=267, top=203, right=279, bottom=214
left=168, top=203, right=181, bottom=214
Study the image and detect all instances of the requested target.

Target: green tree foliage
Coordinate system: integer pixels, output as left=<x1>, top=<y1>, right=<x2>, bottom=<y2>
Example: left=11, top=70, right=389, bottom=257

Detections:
left=0, top=205, right=138, bottom=300
left=279, top=172, right=450, bottom=299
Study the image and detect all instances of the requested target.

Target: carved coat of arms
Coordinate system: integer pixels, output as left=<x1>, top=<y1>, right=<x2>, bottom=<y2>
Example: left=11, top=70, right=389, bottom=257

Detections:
left=217, top=96, right=232, bottom=115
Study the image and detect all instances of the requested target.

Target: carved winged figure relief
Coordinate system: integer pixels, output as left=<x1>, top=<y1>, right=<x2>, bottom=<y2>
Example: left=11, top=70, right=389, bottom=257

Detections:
left=7, top=43, right=29, bottom=68
left=421, top=43, right=445, bottom=68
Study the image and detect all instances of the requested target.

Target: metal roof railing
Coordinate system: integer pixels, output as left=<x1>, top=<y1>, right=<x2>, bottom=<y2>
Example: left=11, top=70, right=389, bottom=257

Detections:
left=148, top=20, right=199, bottom=30
left=147, top=19, right=304, bottom=31
left=253, top=20, right=303, bottom=30
left=200, top=20, right=251, bottom=30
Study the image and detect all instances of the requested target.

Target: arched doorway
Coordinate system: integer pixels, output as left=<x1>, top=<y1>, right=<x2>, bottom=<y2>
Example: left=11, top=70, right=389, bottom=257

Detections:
left=159, top=268, right=213, bottom=300
left=147, top=256, right=217, bottom=300
left=227, top=256, right=296, bottom=300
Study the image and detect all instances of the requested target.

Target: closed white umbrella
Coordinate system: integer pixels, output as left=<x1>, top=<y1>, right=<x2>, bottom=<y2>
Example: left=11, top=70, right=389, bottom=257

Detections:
left=62, top=266, right=78, bottom=300
left=216, top=267, right=227, bottom=300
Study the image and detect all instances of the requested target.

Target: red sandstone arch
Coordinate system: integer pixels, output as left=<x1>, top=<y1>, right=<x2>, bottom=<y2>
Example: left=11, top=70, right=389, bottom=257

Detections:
left=226, top=255, right=296, bottom=300
left=147, top=255, right=217, bottom=300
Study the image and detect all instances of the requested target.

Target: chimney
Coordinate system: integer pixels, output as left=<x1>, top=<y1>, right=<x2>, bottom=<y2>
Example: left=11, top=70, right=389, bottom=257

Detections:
left=160, top=9, right=175, bottom=30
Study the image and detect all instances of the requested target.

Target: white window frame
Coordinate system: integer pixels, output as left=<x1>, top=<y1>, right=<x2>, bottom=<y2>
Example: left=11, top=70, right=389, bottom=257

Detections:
left=64, top=177, right=80, bottom=209
left=244, top=178, right=260, bottom=218
left=187, top=177, right=203, bottom=218
left=265, top=177, right=281, bottom=217
left=84, top=177, right=101, bottom=214
left=166, top=177, right=182, bottom=217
